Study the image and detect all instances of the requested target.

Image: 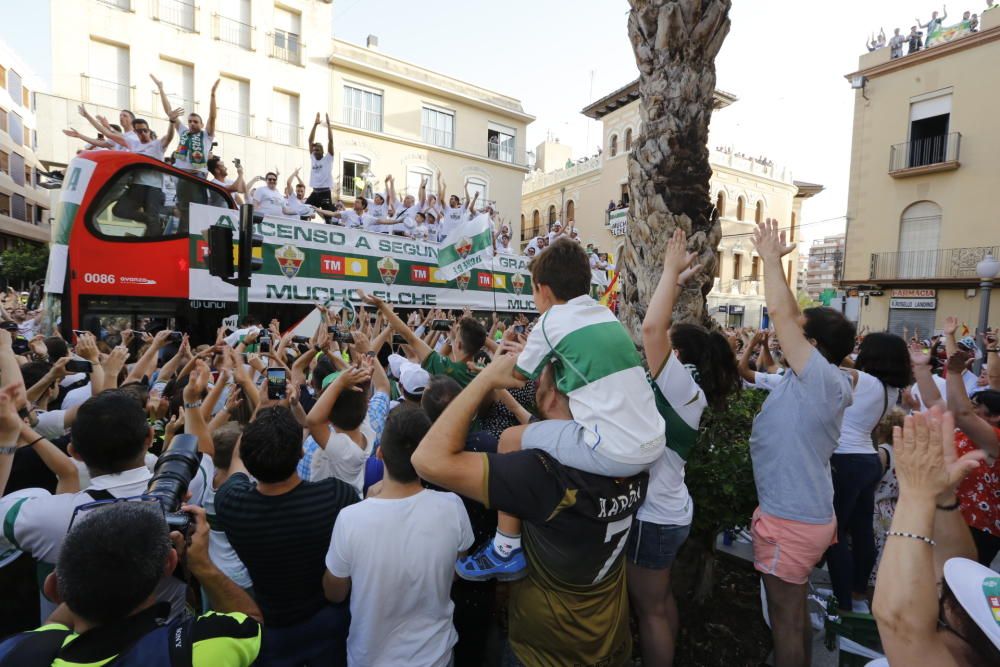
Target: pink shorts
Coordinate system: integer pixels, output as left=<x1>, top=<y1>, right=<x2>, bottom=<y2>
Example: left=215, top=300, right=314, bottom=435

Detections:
left=750, top=507, right=837, bottom=585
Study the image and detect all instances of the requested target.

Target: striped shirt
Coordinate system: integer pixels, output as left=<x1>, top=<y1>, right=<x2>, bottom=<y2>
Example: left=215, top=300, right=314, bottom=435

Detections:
left=515, top=295, right=665, bottom=465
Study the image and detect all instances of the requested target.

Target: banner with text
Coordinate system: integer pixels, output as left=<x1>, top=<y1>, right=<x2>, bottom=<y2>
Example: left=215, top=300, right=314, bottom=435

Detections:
left=187, top=204, right=537, bottom=312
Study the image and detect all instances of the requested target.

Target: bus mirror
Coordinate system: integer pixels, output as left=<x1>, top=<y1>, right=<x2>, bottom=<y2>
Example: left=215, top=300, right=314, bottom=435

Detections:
left=207, top=225, right=234, bottom=279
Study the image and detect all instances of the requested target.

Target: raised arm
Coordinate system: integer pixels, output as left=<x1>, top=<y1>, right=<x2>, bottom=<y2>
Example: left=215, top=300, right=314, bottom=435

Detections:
left=308, top=112, right=320, bottom=149
left=466, top=185, right=479, bottom=214
left=358, top=289, right=433, bottom=362
left=738, top=331, right=765, bottom=384
left=941, top=316, right=959, bottom=357
left=160, top=107, right=181, bottom=150
left=641, top=228, right=701, bottom=377
left=326, top=113, right=334, bottom=155
left=305, top=367, right=371, bottom=447
left=752, top=218, right=811, bottom=374
left=438, top=177, right=446, bottom=206
left=944, top=351, right=999, bottom=458
left=285, top=168, right=298, bottom=197
left=149, top=74, right=174, bottom=120
left=206, top=79, right=220, bottom=137
left=419, top=177, right=428, bottom=208
left=77, top=104, right=109, bottom=136
left=62, top=128, right=114, bottom=150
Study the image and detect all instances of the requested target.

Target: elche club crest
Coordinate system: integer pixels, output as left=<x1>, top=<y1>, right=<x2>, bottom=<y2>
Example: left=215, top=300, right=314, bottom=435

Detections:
left=456, top=237, right=473, bottom=259
left=276, top=244, right=305, bottom=279
left=511, top=273, right=525, bottom=295
left=377, top=256, right=399, bottom=286
left=455, top=272, right=471, bottom=291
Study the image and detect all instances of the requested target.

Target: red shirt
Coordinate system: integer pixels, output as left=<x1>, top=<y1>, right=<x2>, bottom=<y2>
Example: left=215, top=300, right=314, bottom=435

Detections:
left=955, top=427, right=1000, bottom=535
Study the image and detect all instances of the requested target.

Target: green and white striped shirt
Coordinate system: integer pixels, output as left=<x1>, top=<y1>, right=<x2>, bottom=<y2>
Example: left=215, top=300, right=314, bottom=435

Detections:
left=515, top=295, right=666, bottom=465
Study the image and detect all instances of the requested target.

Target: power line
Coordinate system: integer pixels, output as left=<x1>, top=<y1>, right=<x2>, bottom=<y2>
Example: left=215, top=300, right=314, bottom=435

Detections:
left=720, top=214, right=847, bottom=239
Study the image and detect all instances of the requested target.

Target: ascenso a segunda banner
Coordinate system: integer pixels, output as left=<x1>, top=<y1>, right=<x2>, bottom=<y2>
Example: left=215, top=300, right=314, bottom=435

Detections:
left=187, top=203, right=537, bottom=312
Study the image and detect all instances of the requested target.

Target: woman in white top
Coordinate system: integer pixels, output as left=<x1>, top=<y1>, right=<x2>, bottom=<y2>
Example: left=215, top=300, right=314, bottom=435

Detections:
left=630, top=229, right=741, bottom=666
left=826, top=332, right=911, bottom=613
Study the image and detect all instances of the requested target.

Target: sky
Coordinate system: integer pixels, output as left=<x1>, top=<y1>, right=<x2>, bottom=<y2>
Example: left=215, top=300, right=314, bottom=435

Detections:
left=1, top=0, right=954, bottom=242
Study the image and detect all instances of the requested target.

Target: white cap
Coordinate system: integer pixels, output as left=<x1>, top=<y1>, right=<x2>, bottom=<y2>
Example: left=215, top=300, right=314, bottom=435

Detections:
left=399, top=362, right=430, bottom=396
left=387, top=353, right=406, bottom=379
left=943, top=557, right=1000, bottom=651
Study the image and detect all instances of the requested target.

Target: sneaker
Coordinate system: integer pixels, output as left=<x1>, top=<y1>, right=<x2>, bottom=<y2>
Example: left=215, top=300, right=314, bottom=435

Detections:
left=456, top=543, right=527, bottom=582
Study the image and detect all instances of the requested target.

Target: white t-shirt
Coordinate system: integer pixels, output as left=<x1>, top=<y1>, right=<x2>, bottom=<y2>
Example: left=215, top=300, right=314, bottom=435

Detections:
left=496, top=243, right=513, bottom=255
left=198, top=456, right=253, bottom=589
left=252, top=186, right=286, bottom=217
left=338, top=210, right=375, bottom=230
left=369, top=199, right=388, bottom=219
left=326, top=489, right=474, bottom=667
left=124, top=136, right=166, bottom=187
left=113, top=130, right=139, bottom=152
left=637, top=354, right=707, bottom=526
left=310, top=153, right=335, bottom=190
left=910, top=374, right=947, bottom=411
left=61, top=383, right=93, bottom=411
left=308, top=423, right=376, bottom=497
left=835, top=371, right=900, bottom=455
left=223, top=326, right=261, bottom=348
left=412, top=223, right=431, bottom=242
left=439, top=206, right=466, bottom=240
left=285, top=195, right=314, bottom=218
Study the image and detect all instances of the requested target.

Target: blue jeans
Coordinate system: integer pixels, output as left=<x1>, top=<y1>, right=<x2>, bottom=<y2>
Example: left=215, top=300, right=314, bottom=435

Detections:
left=826, top=453, right=883, bottom=610
left=261, top=603, right=349, bottom=667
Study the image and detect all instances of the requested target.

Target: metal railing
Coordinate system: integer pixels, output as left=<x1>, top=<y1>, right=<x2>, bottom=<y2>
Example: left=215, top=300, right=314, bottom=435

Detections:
left=214, top=14, right=253, bottom=49
left=150, top=91, right=195, bottom=117
left=96, top=0, right=131, bottom=10
left=488, top=139, right=515, bottom=163
left=869, top=245, right=1000, bottom=281
left=268, top=31, right=303, bottom=65
left=889, top=132, right=961, bottom=171
left=268, top=119, right=301, bottom=146
left=81, top=75, right=132, bottom=109
left=216, top=108, right=252, bottom=136
left=342, top=106, right=382, bottom=133
left=154, top=0, right=196, bottom=31
left=421, top=126, right=453, bottom=148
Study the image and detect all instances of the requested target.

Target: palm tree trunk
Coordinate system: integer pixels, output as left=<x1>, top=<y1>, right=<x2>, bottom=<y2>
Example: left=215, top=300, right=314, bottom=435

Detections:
left=620, top=0, right=732, bottom=339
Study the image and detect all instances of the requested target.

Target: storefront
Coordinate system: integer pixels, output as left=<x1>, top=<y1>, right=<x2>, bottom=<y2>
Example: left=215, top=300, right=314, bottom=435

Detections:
left=886, top=289, right=937, bottom=338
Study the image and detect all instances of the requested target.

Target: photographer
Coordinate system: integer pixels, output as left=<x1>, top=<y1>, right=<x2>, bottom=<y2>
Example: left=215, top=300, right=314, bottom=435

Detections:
left=0, top=502, right=261, bottom=666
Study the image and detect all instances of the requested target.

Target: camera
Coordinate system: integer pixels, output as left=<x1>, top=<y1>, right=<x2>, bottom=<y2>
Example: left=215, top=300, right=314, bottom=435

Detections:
left=146, top=434, right=201, bottom=534
left=167, top=331, right=184, bottom=343
left=291, top=335, right=310, bottom=344
left=267, top=368, right=287, bottom=400
left=258, top=334, right=271, bottom=354
left=431, top=319, right=452, bottom=332
left=65, top=359, right=93, bottom=374
left=233, top=158, right=241, bottom=168
left=327, top=326, right=355, bottom=343
left=0, top=321, right=19, bottom=332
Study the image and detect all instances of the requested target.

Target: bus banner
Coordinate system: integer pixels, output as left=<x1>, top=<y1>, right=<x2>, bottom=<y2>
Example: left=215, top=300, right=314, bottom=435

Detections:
left=188, top=203, right=538, bottom=312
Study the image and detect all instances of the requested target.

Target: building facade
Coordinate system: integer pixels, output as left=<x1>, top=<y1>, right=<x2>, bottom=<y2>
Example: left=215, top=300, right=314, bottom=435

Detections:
left=521, top=81, right=820, bottom=328
left=841, top=9, right=1000, bottom=335
left=0, top=41, right=51, bottom=252
left=34, top=0, right=532, bottom=233
left=803, top=234, right=845, bottom=300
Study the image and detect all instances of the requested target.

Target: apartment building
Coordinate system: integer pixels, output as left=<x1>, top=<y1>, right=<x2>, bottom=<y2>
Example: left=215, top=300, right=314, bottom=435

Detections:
left=803, top=234, right=845, bottom=300
left=0, top=41, right=50, bottom=250
left=841, top=9, right=1000, bottom=334
left=34, top=0, right=532, bottom=233
left=521, top=81, right=822, bottom=328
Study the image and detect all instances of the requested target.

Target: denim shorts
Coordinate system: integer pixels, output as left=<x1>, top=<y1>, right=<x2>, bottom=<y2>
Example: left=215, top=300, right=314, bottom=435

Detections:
left=626, top=519, right=691, bottom=569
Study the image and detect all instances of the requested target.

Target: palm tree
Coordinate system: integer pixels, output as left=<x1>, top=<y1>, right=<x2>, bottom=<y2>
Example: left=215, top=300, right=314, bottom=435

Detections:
left=619, top=0, right=732, bottom=338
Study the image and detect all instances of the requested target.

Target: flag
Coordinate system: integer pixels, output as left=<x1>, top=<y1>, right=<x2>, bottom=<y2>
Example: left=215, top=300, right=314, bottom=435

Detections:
left=344, top=258, right=369, bottom=277
left=599, top=271, right=619, bottom=308
left=437, top=213, right=494, bottom=280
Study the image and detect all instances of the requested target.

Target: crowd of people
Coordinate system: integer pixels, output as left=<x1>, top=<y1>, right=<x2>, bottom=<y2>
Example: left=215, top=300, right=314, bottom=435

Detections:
left=0, top=219, right=996, bottom=666
left=866, top=2, right=996, bottom=58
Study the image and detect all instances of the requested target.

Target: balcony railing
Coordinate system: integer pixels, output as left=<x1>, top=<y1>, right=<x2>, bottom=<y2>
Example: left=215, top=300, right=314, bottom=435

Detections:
left=96, top=0, right=131, bottom=10
left=81, top=75, right=132, bottom=110
left=150, top=92, right=195, bottom=117
left=214, top=14, right=253, bottom=49
left=216, top=108, right=252, bottom=136
left=889, top=132, right=961, bottom=174
left=268, top=119, right=301, bottom=146
left=421, top=127, right=453, bottom=148
left=268, top=31, right=303, bottom=65
left=869, top=245, right=1000, bottom=281
left=154, top=0, right=196, bottom=31
left=488, top=140, right=515, bottom=163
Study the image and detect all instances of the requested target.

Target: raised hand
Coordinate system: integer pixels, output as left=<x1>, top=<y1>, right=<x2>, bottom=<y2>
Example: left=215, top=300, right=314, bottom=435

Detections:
left=752, top=217, right=795, bottom=261
left=894, top=407, right=983, bottom=501
left=149, top=73, right=164, bottom=89
left=167, top=107, right=184, bottom=122
left=62, top=128, right=81, bottom=139
left=314, top=112, right=321, bottom=125
left=943, top=315, right=959, bottom=336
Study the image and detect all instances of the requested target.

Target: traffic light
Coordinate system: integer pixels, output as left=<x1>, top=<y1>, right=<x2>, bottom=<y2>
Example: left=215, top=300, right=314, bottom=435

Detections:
left=206, top=225, right=234, bottom=279
left=237, top=204, right=264, bottom=283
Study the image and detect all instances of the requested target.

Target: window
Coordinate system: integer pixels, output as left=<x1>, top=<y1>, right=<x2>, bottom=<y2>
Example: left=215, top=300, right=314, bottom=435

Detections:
left=566, top=200, right=575, bottom=223
left=0, top=193, right=8, bottom=217
left=751, top=256, right=759, bottom=280
left=341, top=156, right=370, bottom=198
left=0, top=150, right=7, bottom=175
left=24, top=165, right=32, bottom=186
left=216, top=0, right=253, bottom=49
left=156, top=0, right=196, bottom=32
left=21, top=86, right=29, bottom=109
left=548, top=205, right=557, bottom=225
left=467, top=177, right=487, bottom=207
left=736, top=196, right=745, bottom=221
left=216, top=76, right=251, bottom=135
left=906, top=93, right=952, bottom=168
left=733, top=253, right=742, bottom=280
left=625, top=128, right=632, bottom=152
left=271, top=6, right=302, bottom=65
left=6, top=70, right=21, bottom=106
left=21, top=124, right=29, bottom=148
left=406, top=167, right=435, bottom=200
left=8, top=113, right=22, bottom=150
left=755, top=200, right=764, bottom=224
left=342, top=85, right=382, bottom=132
left=270, top=89, right=299, bottom=144
left=487, top=123, right=515, bottom=163
left=716, top=191, right=726, bottom=218
left=157, top=58, right=195, bottom=114
left=609, top=134, right=618, bottom=157
left=531, top=209, right=540, bottom=237
left=10, top=152, right=24, bottom=187
left=87, top=40, right=130, bottom=108
left=898, top=201, right=942, bottom=278
left=26, top=203, right=34, bottom=225
left=11, top=194, right=25, bottom=222
left=421, top=106, right=454, bottom=148
left=0, top=108, right=7, bottom=133
left=0, top=66, right=5, bottom=89
left=88, top=165, right=215, bottom=239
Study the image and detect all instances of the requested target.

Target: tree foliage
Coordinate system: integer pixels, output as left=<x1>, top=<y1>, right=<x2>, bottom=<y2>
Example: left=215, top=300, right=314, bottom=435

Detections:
left=0, top=243, right=48, bottom=283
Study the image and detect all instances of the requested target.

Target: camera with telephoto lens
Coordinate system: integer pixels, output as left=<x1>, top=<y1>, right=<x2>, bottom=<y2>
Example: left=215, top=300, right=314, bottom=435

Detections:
left=327, top=326, right=355, bottom=343
left=147, top=434, right=200, bottom=534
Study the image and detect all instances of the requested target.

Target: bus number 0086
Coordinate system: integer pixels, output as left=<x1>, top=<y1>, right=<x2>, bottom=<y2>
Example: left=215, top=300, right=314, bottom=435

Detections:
left=83, top=273, right=116, bottom=285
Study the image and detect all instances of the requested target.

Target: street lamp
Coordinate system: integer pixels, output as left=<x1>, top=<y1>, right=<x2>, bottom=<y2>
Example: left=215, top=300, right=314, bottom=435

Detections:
left=974, top=253, right=1000, bottom=374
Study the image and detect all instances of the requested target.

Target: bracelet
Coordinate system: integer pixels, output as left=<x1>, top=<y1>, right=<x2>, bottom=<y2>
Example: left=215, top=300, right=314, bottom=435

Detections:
left=987, top=348, right=1000, bottom=353
left=26, top=436, right=44, bottom=448
left=183, top=401, right=203, bottom=409
left=887, top=531, right=935, bottom=546
left=0, top=446, right=17, bottom=456
left=936, top=498, right=961, bottom=511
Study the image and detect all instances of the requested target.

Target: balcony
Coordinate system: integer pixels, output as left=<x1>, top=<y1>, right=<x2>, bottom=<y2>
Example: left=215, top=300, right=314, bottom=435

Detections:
left=606, top=208, right=628, bottom=237
left=712, top=278, right=763, bottom=297
left=888, top=132, right=961, bottom=177
left=214, top=14, right=253, bottom=50
left=81, top=75, right=132, bottom=110
left=868, top=245, right=1000, bottom=284
left=150, top=91, right=195, bottom=117
left=96, top=0, right=132, bottom=10
left=154, top=0, right=196, bottom=31
left=216, top=108, right=253, bottom=136
left=268, top=119, right=301, bottom=146
left=268, top=31, right=303, bottom=66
